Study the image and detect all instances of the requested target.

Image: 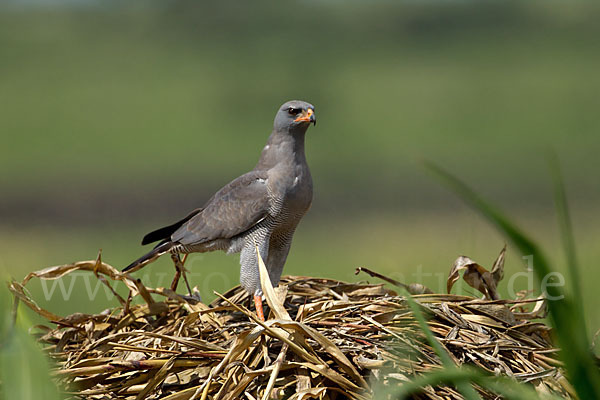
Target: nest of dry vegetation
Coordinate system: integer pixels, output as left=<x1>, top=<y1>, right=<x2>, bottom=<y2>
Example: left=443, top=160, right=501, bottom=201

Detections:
left=8, top=249, right=573, bottom=400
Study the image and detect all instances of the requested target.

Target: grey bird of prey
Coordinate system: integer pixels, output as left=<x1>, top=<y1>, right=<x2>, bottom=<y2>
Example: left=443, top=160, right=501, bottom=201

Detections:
left=124, top=100, right=316, bottom=320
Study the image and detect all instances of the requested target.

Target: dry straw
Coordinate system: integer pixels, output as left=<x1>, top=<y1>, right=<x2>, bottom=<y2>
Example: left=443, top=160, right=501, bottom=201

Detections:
left=8, top=248, right=572, bottom=399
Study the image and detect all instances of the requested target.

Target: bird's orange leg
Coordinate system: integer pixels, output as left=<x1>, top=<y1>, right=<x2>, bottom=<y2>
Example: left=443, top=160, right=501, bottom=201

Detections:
left=254, top=294, right=265, bottom=322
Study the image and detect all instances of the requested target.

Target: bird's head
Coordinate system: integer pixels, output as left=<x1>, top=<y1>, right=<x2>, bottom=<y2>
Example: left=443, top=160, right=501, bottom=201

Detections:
left=273, top=100, right=316, bottom=133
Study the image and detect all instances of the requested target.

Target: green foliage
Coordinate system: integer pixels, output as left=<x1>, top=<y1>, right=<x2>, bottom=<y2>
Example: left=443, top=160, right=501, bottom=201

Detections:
left=424, top=162, right=600, bottom=398
left=0, top=281, right=63, bottom=400
left=400, top=287, right=481, bottom=400
left=386, top=283, right=561, bottom=399
left=383, top=283, right=557, bottom=399
left=390, top=367, right=550, bottom=400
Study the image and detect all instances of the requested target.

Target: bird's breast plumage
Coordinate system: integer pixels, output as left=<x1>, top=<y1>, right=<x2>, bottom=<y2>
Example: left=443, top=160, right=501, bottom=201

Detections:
left=266, top=162, right=312, bottom=223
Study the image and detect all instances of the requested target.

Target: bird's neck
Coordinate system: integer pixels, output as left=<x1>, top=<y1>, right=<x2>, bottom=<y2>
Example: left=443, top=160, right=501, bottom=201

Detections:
left=256, top=129, right=307, bottom=170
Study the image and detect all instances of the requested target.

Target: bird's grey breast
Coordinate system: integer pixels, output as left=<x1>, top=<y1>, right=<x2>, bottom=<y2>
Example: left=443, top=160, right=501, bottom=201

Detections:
left=267, top=163, right=312, bottom=223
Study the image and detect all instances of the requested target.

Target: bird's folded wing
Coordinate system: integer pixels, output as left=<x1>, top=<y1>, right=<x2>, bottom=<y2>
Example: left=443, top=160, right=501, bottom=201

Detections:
left=171, top=171, right=270, bottom=245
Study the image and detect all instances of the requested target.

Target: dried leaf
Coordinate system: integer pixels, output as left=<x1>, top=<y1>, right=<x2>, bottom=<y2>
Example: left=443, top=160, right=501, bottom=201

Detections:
left=491, top=245, right=507, bottom=286
left=135, top=356, right=176, bottom=400
left=355, top=266, right=433, bottom=294
left=256, top=244, right=291, bottom=321
left=7, top=280, right=62, bottom=321
left=447, top=256, right=500, bottom=300
left=289, top=387, right=327, bottom=400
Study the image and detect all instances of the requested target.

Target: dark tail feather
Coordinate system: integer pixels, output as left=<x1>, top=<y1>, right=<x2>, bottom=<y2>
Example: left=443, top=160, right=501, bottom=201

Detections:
left=141, top=208, right=202, bottom=245
left=123, top=241, right=175, bottom=273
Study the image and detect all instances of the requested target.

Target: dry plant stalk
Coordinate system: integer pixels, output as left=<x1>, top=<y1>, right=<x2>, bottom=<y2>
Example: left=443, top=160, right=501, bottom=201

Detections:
left=7, top=251, right=572, bottom=400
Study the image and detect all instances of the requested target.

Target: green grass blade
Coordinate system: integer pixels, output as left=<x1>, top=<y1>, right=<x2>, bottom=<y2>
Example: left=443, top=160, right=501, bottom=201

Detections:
left=424, top=161, right=600, bottom=398
left=474, top=376, right=564, bottom=400
left=1, top=279, right=64, bottom=400
left=548, top=154, right=585, bottom=319
left=423, top=162, right=553, bottom=281
left=399, top=287, right=481, bottom=400
left=401, top=289, right=453, bottom=366
left=390, top=367, right=549, bottom=400
left=390, top=367, right=481, bottom=399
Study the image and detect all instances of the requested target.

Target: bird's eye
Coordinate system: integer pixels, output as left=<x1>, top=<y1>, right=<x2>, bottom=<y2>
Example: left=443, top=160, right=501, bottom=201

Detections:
left=288, top=107, right=301, bottom=115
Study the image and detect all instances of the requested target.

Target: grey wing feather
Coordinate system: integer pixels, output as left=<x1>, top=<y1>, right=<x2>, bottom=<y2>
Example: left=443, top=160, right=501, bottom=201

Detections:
left=172, top=171, right=270, bottom=245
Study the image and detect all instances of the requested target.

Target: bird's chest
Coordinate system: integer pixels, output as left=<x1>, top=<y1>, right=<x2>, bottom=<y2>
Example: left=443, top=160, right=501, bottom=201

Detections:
left=284, top=173, right=313, bottom=212
left=269, top=168, right=313, bottom=219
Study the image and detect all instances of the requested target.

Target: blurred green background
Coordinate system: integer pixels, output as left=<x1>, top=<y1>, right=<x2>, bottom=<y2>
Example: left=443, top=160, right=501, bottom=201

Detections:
left=1, top=1, right=599, bottom=336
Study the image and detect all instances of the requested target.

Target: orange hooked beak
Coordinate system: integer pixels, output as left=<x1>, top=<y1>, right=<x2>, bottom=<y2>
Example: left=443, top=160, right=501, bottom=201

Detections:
left=294, top=108, right=316, bottom=125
